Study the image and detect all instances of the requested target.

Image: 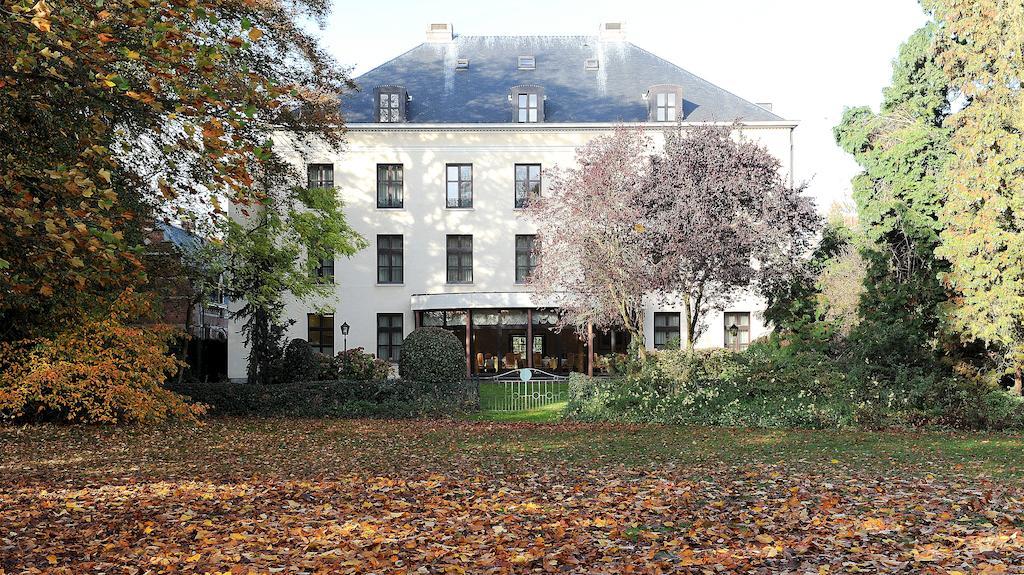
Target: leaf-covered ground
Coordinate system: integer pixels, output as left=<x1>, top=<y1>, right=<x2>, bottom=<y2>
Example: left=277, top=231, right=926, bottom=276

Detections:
left=2, top=419, right=1024, bottom=574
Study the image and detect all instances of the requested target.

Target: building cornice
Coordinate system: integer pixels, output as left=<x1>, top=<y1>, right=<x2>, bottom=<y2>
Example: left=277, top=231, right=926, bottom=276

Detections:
left=346, top=120, right=799, bottom=133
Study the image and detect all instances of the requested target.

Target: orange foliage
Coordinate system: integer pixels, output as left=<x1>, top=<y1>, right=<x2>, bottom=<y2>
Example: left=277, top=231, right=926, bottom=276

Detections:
left=0, top=290, right=205, bottom=424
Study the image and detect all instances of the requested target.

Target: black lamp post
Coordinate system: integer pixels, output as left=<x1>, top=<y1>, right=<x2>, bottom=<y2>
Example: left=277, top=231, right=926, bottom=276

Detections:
left=340, top=322, right=350, bottom=352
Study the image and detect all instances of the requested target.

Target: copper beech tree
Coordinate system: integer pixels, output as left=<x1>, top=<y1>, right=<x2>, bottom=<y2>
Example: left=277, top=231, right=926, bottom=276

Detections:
left=1, top=0, right=353, bottom=338
left=526, top=126, right=819, bottom=356
left=2, top=0, right=359, bottom=418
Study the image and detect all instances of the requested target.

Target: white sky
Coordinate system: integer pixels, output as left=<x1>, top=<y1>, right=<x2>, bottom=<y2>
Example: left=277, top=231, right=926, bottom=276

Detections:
left=319, top=0, right=930, bottom=212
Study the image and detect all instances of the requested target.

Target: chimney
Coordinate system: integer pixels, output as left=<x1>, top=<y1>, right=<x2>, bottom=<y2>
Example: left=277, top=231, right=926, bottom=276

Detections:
left=756, top=102, right=774, bottom=112
left=598, top=22, right=626, bottom=41
left=426, top=23, right=453, bottom=43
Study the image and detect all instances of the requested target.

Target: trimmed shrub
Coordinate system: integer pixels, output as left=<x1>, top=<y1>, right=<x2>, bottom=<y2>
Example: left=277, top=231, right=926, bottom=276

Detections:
left=399, top=328, right=466, bottom=386
left=280, top=339, right=333, bottom=383
left=334, top=347, right=392, bottom=381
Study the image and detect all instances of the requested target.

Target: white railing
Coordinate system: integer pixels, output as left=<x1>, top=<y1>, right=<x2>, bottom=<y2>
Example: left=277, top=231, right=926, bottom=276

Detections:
left=479, top=369, right=568, bottom=412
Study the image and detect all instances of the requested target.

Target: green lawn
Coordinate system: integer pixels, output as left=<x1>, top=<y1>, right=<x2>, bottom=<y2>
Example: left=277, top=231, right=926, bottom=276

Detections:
left=3, top=419, right=1024, bottom=573
left=471, top=380, right=568, bottom=422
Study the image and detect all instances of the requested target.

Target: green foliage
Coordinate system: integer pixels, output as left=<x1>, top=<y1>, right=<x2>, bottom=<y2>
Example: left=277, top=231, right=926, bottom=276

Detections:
left=280, top=339, right=334, bottom=383
left=170, top=379, right=474, bottom=418
left=398, top=328, right=467, bottom=386
left=763, top=219, right=855, bottom=333
left=833, top=23, right=951, bottom=365
left=565, top=341, right=1024, bottom=430
left=334, top=347, right=392, bottom=381
left=928, top=0, right=1024, bottom=388
left=227, top=185, right=367, bottom=384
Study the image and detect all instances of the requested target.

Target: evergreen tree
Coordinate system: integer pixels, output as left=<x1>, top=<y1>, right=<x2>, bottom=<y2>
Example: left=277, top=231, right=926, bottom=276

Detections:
left=927, top=0, right=1024, bottom=393
left=834, top=22, right=952, bottom=372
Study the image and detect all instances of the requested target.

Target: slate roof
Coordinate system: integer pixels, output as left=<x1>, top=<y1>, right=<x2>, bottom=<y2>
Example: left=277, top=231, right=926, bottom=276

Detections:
left=158, top=221, right=200, bottom=252
left=343, top=35, right=783, bottom=124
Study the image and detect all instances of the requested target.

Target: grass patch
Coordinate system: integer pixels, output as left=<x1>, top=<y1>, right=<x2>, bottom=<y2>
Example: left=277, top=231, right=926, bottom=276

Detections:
left=470, top=381, right=568, bottom=422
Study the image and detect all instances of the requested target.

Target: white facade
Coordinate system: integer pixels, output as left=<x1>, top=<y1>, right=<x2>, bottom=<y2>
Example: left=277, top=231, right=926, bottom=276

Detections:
left=227, top=122, right=796, bottom=380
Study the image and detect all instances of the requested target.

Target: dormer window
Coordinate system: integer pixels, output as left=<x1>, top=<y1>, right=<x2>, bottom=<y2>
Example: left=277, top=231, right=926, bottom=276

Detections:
left=584, top=58, right=600, bottom=71
left=517, top=55, right=536, bottom=70
left=647, top=84, right=684, bottom=122
left=511, top=85, right=544, bottom=123
left=375, top=86, right=407, bottom=123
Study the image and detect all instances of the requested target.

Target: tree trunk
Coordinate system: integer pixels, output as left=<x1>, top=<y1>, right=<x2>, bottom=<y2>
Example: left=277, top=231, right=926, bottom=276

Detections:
left=176, top=296, right=198, bottom=385
left=1013, top=366, right=1023, bottom=396
left=247, top=307, right=268, bottom=385
left=682, top=293, right=695, bottom=351
left=634, top=328, right=647, bottom=361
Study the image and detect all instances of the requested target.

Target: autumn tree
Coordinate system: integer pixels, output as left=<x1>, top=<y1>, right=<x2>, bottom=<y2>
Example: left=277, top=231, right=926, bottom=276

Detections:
left=525, top=128, right=660, bottom=356
left=927, top=0, right=1024, bottom=393
left=648, top=125, right=819, bottom=349
left=1, top=0, right=353, bottom=338
left=2, top=0, right=361, bottom=413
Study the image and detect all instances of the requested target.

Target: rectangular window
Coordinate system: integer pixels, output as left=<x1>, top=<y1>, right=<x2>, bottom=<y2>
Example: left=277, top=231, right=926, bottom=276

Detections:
left=653, top=312, right=681, bottom=350
left=307, top=313, right=334, bottom=356
left=446, top=234, right=473, bottom=284
left=516, top=93, right=539, bottom=122
left=378, top=92, right=402, bottom=122
left=655, top=92, right=677, bottom=122
left=377, top=234, right=404, bottom=284
left=724, top=312, right=751, bottom=351
left=517, top=55, right=536, bottom=70
left=511, top=335, right=544, bottom=356
left=515, top=234, right=537, bottom=283
left=446, top=164, right=473, bottom=208
left=307, top=164, right=334, bottom=189
left=514, top=164, right=541, bottom=208
left=314, top=255, right=334, bottom=283
left=376, top=164, right=404, bottom=208
left=377, top=313, right=403, bottom=361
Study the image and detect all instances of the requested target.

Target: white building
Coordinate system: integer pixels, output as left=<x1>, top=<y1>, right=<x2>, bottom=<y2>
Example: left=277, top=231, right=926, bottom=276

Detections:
left=227, top=23, right=797, bottom=381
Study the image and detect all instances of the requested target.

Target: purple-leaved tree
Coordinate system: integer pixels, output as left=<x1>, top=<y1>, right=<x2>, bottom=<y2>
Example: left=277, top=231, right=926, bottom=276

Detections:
left=525, top=128, right=660, bottom=358
left=649, top=125, right=820, bottom=349
left=526, top=125, right=819, bottom=357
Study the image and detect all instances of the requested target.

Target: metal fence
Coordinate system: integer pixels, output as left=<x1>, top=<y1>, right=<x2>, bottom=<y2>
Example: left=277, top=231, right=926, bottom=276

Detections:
left=477, top=369, right=568, bottom=412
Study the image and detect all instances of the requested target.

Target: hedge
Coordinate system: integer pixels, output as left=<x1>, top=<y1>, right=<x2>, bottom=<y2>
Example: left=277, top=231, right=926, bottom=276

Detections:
left=169, top=379, right=476, bottom=418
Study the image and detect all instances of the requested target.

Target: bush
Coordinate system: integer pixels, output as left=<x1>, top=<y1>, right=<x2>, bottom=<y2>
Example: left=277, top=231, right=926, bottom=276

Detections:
left=565, top=337, right=1024, bottom=431
left=0, top=290, right=204, bottom=424
left=170, top=378, right=475, bottom=418
left=334, top=347, right=392, bottom=381
left=280, top=339, right=334, bottom=383
left=652, top=348, right=742, bottom=388
left=399, top=328, right=466, bottom=386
